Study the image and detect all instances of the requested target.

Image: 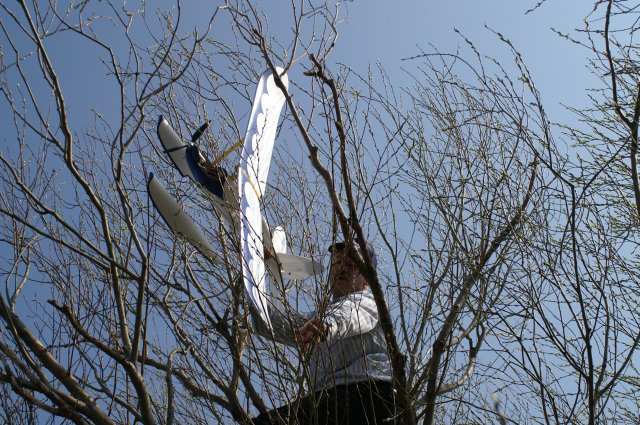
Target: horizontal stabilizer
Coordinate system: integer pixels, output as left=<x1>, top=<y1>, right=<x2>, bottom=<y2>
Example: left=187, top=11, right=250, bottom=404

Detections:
left=275, top=253, right=323, bottom=280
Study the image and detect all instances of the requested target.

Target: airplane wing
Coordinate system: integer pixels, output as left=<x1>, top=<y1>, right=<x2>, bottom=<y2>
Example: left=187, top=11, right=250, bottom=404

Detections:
left=147, top=173, right=221, bottom=265
left=239, top=68, right=289, bottom=328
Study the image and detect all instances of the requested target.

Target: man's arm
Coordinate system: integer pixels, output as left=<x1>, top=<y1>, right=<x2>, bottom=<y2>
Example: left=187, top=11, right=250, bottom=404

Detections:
left=323, top=293, right=379, bottom=340
left=298, top=292, right=379, bottom=349
left=249, top=301, right=308, bottom=347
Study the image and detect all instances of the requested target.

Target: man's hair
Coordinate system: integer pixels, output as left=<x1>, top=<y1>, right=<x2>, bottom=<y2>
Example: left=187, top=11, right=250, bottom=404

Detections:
left=327, top=240, right=377, bottom=269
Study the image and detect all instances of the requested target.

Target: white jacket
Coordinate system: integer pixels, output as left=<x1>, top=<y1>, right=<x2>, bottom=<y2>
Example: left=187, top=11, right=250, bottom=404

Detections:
left=251, top=289, right=393, bottom=392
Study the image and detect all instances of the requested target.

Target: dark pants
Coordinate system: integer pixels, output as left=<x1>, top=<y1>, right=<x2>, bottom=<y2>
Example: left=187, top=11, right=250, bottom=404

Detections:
left=252, top=380, right=396, bottom=425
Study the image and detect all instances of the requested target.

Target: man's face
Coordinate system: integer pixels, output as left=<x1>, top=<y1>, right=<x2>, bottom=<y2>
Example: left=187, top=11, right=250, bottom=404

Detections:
left=329, top=250, right=367, bottom=297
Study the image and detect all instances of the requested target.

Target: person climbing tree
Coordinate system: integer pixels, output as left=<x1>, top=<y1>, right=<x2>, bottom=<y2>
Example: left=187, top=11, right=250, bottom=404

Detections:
left=251, top=240, right=397, bottom=425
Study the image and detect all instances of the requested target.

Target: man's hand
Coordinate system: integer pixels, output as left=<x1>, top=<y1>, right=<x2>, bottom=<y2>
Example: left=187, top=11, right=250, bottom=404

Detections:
left=296, top=316, right=326, bottom=352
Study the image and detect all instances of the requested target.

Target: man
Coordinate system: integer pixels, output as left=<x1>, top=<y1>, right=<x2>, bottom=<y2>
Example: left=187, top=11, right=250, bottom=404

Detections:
left=251, top=241, right=396, bottom=424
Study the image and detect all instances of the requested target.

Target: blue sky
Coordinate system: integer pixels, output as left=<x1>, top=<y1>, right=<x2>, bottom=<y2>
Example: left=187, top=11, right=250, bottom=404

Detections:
left=347, top=1, right=595, bottom=121
left=265, top=0, right=596, bottom=123
left=35, top=1, right=597, bottom=137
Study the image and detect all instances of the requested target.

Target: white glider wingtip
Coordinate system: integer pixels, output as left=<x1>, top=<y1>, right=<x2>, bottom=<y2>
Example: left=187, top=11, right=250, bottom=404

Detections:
left=147, top=174, right=221, bottom=265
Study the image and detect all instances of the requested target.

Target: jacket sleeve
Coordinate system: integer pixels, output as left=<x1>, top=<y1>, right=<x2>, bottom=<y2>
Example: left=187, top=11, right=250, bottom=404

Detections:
left=249, top=300, right=308, bottom=347
left=324, top=293, right=379, bottom=340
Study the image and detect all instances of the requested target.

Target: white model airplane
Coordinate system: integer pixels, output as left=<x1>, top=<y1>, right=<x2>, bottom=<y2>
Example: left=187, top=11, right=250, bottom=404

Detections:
left=147, top=68, right=322, bottom=327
